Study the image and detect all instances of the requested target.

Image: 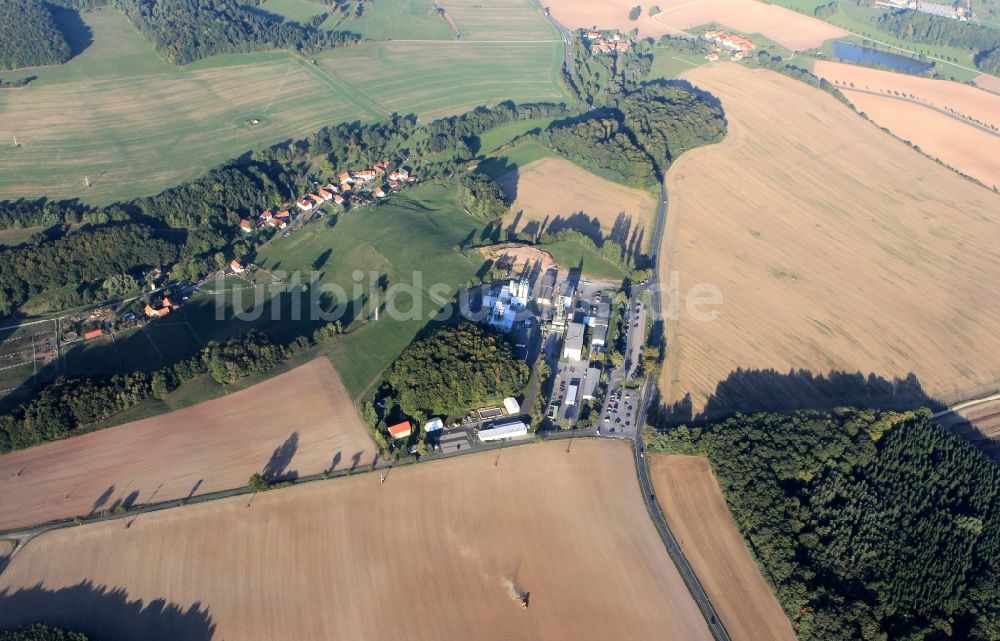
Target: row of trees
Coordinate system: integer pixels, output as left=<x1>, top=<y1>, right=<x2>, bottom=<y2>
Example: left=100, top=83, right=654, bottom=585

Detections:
left=647, top=409, right=999, bottom=641
left=0, top=325, right=339, bottom=453
left=0, top=0, right=71, bottom=70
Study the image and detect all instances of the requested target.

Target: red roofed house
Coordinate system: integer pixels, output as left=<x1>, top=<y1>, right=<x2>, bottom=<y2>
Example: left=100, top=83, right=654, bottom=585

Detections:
left=267, top=217, right=287, bottom=230
left=84, top=328, right=104, bottom=340
left=373, top=186, right=386, bottom=198
left=239, top=219, right=253, bottom=232
left=333, top=194, right=345, bottom=205
left=388, top=180, right=399, bottom=189
left=388, top=421, right=412, bottom=439
left=352, top=169, right=377, bottom=182
left=230, top=259, right=245, bottom=274
left=323, top=183, right=339, bottom=194
left=373, top=160, right=388, bottom=174
left=160, top=296, right=178, bottom=310
left=275, top=210, right=290, bottom=219
left=144, top=304, right=170, bottom=318
left=318, top=189, right=334, bottom=201
left=296, top=197, right=315, bottom=211
left=339, top=171, right=353, bottom=184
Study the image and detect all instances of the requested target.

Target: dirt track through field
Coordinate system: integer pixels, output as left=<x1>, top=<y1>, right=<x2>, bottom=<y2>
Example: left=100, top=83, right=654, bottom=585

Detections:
left=500, top=157, right=657, bottom=250
left=0, top=358, right=372, bottom=531
left=546, top=0, right=845, bottom=50
left=659, top=64, right=1000, bottom=414
left=650, top=455, right=796, bottom=641
left=0, top=440, right=713, bottom=641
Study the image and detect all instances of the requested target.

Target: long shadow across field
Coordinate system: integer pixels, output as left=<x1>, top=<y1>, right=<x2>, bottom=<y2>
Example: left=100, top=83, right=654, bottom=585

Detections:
left=656, top=368, right=946, bottom=426
left=0, top=581, right=215, bottom=641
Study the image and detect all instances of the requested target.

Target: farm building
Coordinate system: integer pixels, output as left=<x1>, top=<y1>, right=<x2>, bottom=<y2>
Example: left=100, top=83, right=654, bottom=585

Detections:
left=83, top=328, right=104, bottom=340
left=239, top=219, right=253, bottom=232
left=563, top=322, right=585, bottom=361
left=503, top=397, right=521, bottom=415
left=388, top=421, right=412, bottom=439
left=230, top=260, right=245, bottom=274
left=424, top=418, right=444, bottom=432
left=478, top=421, right=529, bottom=442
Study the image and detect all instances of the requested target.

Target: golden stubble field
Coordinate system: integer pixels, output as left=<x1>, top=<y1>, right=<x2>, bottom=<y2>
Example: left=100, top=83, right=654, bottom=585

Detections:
left=659, top=64, right=1000, bottom=413
left=0, top=358, right=373, bottom=531
left=0, top=440, right=714, bottom=641
left=546, top=0, right=845, bottom=50
left=814, top=60, right=1000, bottom=189
left=499, top=157, right=657, bottom=250
left=650, top=455, right=797, bottom=641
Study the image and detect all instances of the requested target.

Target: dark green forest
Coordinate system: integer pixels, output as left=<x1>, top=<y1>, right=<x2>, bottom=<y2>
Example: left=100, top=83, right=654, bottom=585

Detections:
left=648, top=409, right=1000, bottom=641
left=0, top=625, right=88, bottom=641
left=0, top=0, right=71, bottom=70
left=382, top=323, right=529, bottom=422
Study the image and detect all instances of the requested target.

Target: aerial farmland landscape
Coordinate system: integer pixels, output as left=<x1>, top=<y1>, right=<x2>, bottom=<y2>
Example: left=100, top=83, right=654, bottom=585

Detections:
left=0, top=0, right=998, bottom=640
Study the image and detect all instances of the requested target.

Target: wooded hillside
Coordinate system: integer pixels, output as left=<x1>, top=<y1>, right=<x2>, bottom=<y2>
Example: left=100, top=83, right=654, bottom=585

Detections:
left=0, top=0, right=71, bottom=70
left=648, top=409, right=1000, bottom=641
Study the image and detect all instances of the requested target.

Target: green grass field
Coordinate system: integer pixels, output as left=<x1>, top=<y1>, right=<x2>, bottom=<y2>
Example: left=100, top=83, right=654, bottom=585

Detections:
left=475, top=117, right=557, bottom=154
left=649, top=47, right=708, bottom=79
left=441, top=0, right=558, bottom=41
left=0, top=4, right=567, bottom=204
left=259, top=0, right=331, bottom=24
left=344, top=0, right=457, bottom=40
left=475, top=139, right=557, bottom=178
left=58, top=183, right=487, bottom=397
left=538, top=237, right=628, bottom=282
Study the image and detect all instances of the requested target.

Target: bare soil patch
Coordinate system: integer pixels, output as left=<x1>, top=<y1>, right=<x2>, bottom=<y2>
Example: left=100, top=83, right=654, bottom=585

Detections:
left=659, top=64, right=1000, bottom=413
left=478, top=244, right=558, bottom=275
left=0, top=358, right=372, bottom=531
left=0, top=440, right=713, bottom=641
left=546, top=0, right=845, bottom=50
left=650, top=455, right=796, bottom=641
left=500, top=157, right=657, bottom=251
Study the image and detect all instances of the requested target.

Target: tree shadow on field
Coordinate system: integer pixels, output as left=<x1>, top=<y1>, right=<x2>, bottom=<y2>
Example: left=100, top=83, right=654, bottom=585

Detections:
left=49, top=5, right=94, bottom=60
left=654, top=368, right=946, bottom=427
left=0, top=581, right=216, bottom=641
left=262, top=432, right=299, bottom=481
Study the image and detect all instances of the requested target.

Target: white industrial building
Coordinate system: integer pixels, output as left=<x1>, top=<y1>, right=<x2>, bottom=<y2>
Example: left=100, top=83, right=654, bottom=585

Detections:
left=503, top=397, right=521, bottom=415
left=562, top=321, right=585, bottom=361
left=424, top=417, right=444, bottom=432
left=478, top=420, right=529, bottom=442
left=483, top=279, right=530, bottom=332
left=565, top=383, right=578, bottom=406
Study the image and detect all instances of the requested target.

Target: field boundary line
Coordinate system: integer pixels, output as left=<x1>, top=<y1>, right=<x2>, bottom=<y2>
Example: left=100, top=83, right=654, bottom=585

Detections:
left=840, top=87, right=1000, bottom=138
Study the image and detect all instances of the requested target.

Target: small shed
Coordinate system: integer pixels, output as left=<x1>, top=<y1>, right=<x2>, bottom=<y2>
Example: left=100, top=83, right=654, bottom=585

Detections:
left=502, top=397, right=520, bottom=415
left=388, top=421, right=412, bottom=439
left=424, top=418, right=444, bottom=432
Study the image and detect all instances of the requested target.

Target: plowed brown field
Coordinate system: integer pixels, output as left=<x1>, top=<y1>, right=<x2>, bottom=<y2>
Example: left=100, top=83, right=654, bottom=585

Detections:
left=546, top=0, right=845, bottom=50
left=499, top=157, right=657, bottom=249
left=650, top=455, right=796, bottom=641
left=659, top=64, right=1000, bottom=413
left=0, top=358, right=372, bottom=531
left=0, top=440, right=713, bottom=641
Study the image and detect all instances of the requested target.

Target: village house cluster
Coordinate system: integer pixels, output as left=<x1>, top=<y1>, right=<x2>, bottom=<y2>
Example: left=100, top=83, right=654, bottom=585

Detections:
left=236, top=161, right=415, bottom=235
left=584, top=30, right=632, bottom=54
left=876, top=0, right=973, bottom=20
left=703, top=30, right=756, bottom=61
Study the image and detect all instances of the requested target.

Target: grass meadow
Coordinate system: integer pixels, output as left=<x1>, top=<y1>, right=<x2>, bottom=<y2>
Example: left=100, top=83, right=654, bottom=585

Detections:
left=0, top=3, right=567, bottom=204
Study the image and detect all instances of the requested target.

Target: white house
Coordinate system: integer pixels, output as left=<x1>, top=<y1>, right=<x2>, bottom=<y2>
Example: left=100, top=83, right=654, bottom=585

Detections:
left=478, top=421, right=529, bottom=442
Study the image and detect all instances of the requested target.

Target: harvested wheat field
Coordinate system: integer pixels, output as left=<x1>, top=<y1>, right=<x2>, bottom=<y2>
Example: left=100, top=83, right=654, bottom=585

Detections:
left=974, top=74, right=1000, bottom=94
left=500, top=157, right=657, bottom=250
left=840, top=90, right=1000, bottom=189
left=546, top=0, right=845, bottom=50
left=815, top=61, right=1000, bottom=129
left=0, top=358, right=372, bottom=531
left=660, top=64, right=1000, bottom=414
left=650, top=456, right=796, bottom=641
left=0, top=440, right=713, bottom=641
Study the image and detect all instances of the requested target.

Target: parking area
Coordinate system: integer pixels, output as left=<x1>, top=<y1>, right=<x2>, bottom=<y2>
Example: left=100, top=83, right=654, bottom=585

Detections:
left=602, top=386, right=639, bottom=437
